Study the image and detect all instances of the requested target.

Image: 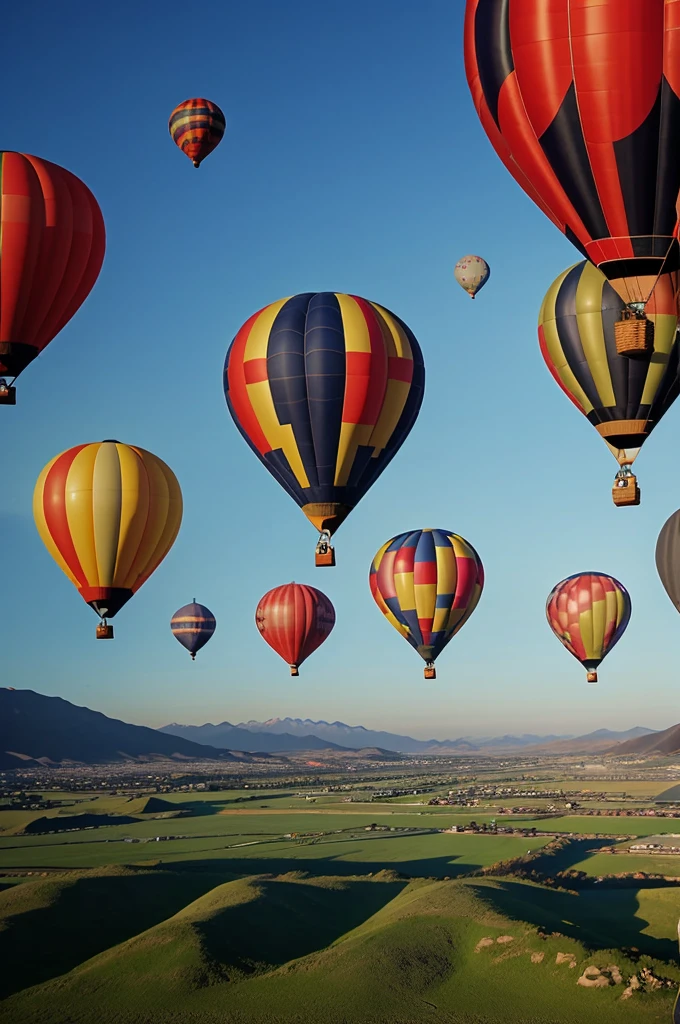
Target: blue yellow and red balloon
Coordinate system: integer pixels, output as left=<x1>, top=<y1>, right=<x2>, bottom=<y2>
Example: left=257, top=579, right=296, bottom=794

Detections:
left=224, top=292, right=425, bottom=565
left=538, top=260, right=679, bottom=504
left=369, top=528, right=484, bottom=679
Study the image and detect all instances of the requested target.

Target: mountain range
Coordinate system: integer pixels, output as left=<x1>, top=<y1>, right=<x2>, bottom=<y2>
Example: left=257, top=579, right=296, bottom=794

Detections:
left=612, top=722, right=680, bottom=756
left=157, top=721, right=351, bottom=753
left=159, top=717, right=656, bottom=755
left=0, top=689, right=275, bottom=768
left=0, top=689, right=667, bottom=768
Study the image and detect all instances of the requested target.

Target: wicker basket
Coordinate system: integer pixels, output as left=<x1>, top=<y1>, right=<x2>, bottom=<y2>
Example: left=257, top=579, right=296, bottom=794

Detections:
left=96, top=623, right=114, bottom=639
left=315, top=546, right=335, bottom=567
left=612, top=473, right=640, bottom=507
left=614, top=315, right=654, bottom=357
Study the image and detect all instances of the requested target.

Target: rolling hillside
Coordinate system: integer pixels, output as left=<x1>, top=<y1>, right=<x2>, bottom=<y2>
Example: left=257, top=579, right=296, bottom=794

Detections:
left=612, top=723, right=680, bottom=756
left=0, top=868, right=676, bottom=1023
left=0, top=689, right=275, bottom=767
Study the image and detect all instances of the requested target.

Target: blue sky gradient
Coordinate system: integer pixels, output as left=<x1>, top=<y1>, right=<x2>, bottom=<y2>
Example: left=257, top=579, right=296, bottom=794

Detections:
left=2, top=1, right=679, bottom=739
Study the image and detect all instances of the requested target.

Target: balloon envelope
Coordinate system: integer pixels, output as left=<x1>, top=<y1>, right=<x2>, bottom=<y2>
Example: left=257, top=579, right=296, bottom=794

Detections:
left=454, top=255, right=489, bottom=298
left=0, top=152, right=105, bottom=380
left=369, top=528, right=484, bottom=675
left=464, top=1, right=680, bottom=306
left=655, top=510, right=680, bottom=613
left=33, top=441, right=183, bottom=621
left=224, top=292, right=425, bottom=539
left=546, top=573, right=631, bottom=682
left=255, top=583, right=335, bottom=674
left=538, top=260, right=679, bottom=465
left=171, top=601, right=216, bottom=659
left=169, top=99, right=225, bottom=167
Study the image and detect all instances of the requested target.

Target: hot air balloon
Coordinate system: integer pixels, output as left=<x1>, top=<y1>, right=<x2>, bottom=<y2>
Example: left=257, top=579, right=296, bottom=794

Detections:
left=0, top=152, right=105, bottom=405
left=454, top=255, right=489, bottom=299
left=171, top=600, right=216, bottom=660
left=369, top=529, right=484, bottom=680
left=34, top=441, right=183, bottom=639
left=169, top=99, right=226, bottom=168
left=539, top=260, right=679, bottom=506
left=546, top=573, right=631, bottom=683
left=224, top=293, right=425, bottom=566
left=465, top=1, right=680, bottom=341
left=255, top=583, right=335, bottom=676
left=655, top=510, right=680, bottom=617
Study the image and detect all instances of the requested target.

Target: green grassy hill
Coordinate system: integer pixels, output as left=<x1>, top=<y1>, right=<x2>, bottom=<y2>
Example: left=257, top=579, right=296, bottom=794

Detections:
left=0, top=869, right=677, bottom=1024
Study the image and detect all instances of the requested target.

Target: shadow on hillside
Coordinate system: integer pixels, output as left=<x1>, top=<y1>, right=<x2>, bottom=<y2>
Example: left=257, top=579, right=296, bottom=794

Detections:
left=199, top=877, right=408, bottom=972
left=163, top=800, right=243, bottom=817
left=0, top=869, right=233, bottom=999
left=469, top=880, right=678, bottom=963
left=528, top=838, right=613, bottom=872
left=169, top=853, right=476, bottom=879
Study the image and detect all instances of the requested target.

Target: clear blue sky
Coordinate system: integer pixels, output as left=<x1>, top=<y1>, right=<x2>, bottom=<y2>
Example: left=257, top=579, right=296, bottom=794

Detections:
left=2, top=0, right=679, bottom=740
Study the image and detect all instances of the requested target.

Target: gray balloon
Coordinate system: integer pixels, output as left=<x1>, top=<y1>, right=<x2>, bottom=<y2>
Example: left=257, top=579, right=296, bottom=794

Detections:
left=655, top=510, right=680, bottom=612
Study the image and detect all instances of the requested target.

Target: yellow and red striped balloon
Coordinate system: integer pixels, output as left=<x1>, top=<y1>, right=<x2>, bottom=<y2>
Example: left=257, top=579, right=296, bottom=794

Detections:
left=168, top=98, right=225, bottom=168
left=33, top=440, right=183, bottom=634
left=545, top=572, right=631, bottom=683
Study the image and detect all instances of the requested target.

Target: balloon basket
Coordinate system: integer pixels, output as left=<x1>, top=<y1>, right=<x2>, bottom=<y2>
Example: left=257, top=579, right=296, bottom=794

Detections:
left=96, top=623, right=114, bottom=640
left=315, top=533, right=335, bottom=567
left=424, top=665, right=436, bottom=680
left=586, top=671, right=598, bottom=683
left=614, top=313, right=653, bottom=358
left=0, top=385, right=16, bottom=406
left=289, top=665, right=299, bottom=677
left=612, top=473, right=640, bottom=507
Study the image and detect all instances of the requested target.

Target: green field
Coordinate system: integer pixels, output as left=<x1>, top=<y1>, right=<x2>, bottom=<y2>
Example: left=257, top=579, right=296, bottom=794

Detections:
left=1, top=785, right=678, bottom=1022
left=572, top=852, right=680, bottom=877
left=0, top=822, right=550, bottom=874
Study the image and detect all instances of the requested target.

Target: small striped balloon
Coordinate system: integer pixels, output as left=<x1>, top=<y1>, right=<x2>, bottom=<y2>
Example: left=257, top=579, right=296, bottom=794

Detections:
left=171, top=600, right=216, bottom=660
left=168, top=98, right=226, bottom=168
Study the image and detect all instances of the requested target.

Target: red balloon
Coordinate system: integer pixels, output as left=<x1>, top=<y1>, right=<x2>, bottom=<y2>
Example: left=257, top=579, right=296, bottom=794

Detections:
left=0, top=152, right=105, bottom=385
left=464, top=1, right=680, bottom=308
left=255, top=583, right=335, bottom=676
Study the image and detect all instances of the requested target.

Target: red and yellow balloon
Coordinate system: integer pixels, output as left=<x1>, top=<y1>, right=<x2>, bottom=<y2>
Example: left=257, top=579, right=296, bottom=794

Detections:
left=546, top=573, right=631, bottom=683
left=33, top=441, right=183, bottom=638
